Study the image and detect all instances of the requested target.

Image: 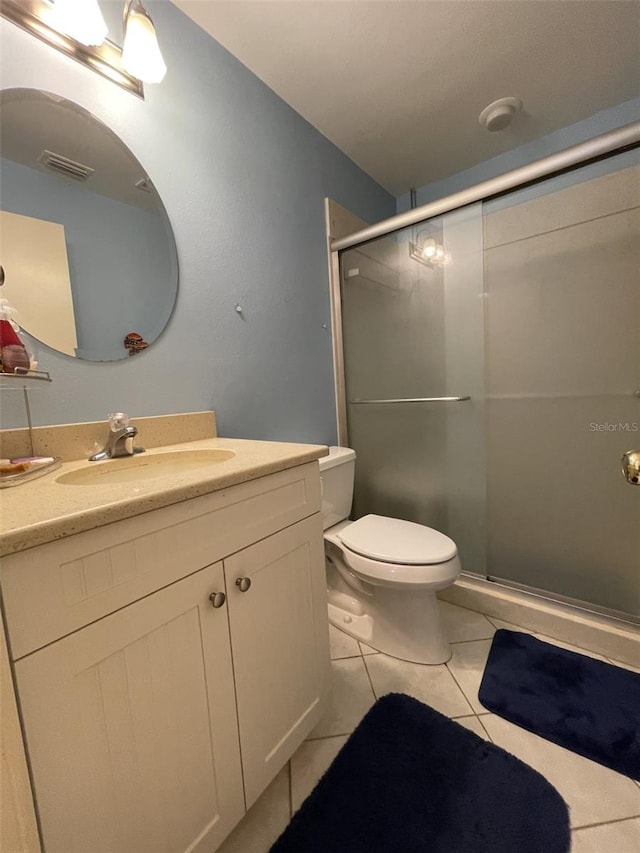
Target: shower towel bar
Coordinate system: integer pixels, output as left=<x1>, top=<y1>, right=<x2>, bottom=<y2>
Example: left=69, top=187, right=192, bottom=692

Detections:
left=350, top=396, right=471, bottom=404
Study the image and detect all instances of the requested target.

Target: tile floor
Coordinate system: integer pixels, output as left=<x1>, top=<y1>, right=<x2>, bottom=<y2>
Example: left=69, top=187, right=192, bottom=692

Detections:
left=218, top=601, right=640, bottom=853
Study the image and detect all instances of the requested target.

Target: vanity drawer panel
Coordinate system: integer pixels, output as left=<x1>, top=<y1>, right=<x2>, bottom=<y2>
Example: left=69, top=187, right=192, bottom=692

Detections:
left=2, top=462, right=320, bottom=659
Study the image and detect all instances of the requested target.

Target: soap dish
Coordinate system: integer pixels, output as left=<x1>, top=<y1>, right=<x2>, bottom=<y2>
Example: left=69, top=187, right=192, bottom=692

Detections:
left=0, top=457, right=62, bottom=488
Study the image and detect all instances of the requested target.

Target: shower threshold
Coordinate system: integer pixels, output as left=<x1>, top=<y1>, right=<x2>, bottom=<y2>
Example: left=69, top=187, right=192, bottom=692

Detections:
left=439, top=573, right=639, bottom=667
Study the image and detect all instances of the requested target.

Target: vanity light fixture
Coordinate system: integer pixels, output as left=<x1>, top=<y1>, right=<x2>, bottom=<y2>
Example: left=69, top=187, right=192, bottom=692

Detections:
left=121, top=0, right=166, bottom=84
left=49, top=0, right=107, bottom=46
left=0, top=0, right=167, bottom=97
left=409, top=231, right=451, bottom=268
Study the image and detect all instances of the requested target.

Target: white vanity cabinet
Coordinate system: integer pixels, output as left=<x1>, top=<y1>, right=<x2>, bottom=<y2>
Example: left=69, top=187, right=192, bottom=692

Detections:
left=1, top=461, right=330, bottom=853
left=225, top=514, right=328, bottom=808
left=13, top=561, right=244, bottom=853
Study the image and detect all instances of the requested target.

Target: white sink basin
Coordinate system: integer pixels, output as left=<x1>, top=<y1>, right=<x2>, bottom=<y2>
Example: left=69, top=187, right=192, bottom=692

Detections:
left=56, top=449, right=236, bottom=486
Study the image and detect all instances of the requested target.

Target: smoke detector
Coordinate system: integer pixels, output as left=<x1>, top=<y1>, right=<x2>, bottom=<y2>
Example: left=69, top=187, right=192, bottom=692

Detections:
left=479, top=97, right=522, bottom=132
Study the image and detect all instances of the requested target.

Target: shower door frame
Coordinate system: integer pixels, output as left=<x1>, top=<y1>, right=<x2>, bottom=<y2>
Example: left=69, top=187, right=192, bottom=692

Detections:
left=328, top=120, right=640, bottom=446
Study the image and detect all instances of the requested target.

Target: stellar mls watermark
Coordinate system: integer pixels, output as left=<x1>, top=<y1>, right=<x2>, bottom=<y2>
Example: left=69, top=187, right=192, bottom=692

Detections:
left=589, top=422, right=638, bottom=432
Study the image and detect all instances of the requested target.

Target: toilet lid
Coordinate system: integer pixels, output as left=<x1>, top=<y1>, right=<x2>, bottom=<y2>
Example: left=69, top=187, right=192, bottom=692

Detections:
left=338, top=514, right=457, bottom=565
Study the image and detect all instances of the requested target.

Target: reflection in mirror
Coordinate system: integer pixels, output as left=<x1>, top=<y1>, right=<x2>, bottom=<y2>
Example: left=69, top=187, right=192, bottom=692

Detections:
left=0, top=88, right=178, bottom=361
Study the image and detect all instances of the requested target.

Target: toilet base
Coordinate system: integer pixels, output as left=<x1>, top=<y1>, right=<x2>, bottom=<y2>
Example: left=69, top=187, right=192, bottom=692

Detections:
left=327, top=585, right=451, bottom=665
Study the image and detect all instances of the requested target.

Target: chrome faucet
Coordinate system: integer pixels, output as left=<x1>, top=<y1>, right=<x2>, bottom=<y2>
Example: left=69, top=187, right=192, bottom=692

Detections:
left=89, top=413, right=145, bottom=461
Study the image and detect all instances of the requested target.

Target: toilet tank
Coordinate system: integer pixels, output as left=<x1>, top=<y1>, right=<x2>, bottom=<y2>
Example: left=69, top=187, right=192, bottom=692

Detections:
left=319, top=446, right=356, bottom=530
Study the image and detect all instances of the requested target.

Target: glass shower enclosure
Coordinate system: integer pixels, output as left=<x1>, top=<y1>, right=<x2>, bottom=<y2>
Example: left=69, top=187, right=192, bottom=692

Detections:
left=335, top=149, right=640, bottom=622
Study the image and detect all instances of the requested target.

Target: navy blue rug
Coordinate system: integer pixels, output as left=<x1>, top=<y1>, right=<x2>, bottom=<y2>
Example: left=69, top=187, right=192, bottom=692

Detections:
left=479, top=629, right=640, bottom=780
left=271, top=693, right=570, bottom=853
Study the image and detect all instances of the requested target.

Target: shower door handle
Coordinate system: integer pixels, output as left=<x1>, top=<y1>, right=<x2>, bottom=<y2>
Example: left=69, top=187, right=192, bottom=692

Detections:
left=621, top=450, right=640, bottom=485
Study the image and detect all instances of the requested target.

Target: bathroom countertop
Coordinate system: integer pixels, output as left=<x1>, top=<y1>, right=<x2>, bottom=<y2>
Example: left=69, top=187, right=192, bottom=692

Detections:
left=0, top=437, right=328, bottom=557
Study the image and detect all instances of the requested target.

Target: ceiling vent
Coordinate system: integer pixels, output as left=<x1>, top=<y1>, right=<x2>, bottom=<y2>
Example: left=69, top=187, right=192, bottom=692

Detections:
left=37, top=149, right=95, bottom=181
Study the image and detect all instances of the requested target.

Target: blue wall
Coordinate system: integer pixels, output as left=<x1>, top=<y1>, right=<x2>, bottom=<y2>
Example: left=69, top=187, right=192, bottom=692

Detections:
left=0, top=1, right=394, bottom=441
left=398, top=98, right=640, bottom=214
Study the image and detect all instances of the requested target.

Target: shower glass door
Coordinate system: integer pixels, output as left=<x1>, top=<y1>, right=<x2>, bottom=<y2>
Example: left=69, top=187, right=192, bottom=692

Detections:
left=340, top=203, right=487, bottom=575
left=483, top=152, right=640, bottom=619
left=339, top=150, right=639, bottom=621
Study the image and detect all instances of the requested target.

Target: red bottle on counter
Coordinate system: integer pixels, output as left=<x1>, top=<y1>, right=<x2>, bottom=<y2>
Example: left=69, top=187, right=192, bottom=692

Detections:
left=0, top=299, right=30, bottom=374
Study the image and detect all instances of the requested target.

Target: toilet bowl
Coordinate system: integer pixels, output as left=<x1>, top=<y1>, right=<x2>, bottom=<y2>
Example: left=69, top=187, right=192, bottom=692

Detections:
left=320, top=448, right=461, bottom=664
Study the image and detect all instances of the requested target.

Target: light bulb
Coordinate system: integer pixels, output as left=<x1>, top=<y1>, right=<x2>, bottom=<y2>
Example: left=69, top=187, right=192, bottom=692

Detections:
left=122, top=1, right=167, bottom=84
left=50, top=0, right=107, bottom=47
left=421, top=238, right=437, bottom=259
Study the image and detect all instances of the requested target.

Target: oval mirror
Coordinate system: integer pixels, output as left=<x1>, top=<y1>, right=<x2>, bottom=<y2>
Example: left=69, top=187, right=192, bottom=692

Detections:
left=0, top=88, right=178, bottom=361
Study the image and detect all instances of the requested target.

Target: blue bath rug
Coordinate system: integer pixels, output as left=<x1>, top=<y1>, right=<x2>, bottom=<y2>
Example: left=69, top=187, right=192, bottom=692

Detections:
left=479, top=629, right=640, bottom=780
left=270, top=693, right=570, bottom=853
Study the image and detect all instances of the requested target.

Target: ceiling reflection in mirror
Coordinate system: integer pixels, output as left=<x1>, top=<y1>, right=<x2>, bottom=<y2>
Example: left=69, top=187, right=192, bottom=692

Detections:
left=0, top=89, right=178, bottom=361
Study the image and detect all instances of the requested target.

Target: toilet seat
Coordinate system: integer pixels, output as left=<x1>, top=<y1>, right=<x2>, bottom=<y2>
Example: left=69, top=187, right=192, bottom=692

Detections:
left=340, top=546, right=461, bottom=589
left=329, top=514, right=460, bottom=590
left=338, top=514, right=457, bottom=565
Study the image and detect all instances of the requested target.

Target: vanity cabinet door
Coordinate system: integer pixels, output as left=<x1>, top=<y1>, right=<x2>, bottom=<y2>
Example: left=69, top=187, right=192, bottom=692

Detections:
left=14, top=562, right=244, bottom=853
left=1, top=618, right=40, bottom=853
left=225, top=513, right=330, bottom=808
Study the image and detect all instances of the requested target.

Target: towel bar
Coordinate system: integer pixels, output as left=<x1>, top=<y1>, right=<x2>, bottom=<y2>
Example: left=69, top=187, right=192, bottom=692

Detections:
left=349, top=396, right=471, bottom=404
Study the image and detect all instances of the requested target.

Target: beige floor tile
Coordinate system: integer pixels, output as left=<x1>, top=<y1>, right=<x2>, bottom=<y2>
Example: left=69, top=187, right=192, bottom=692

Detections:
left=217, top=765, right=290, bottom=853
left=364, top=654, right=473, bottom=717
left=290, top=735, right=348, bottom=813
left=571, top=817, right=640, bottom=852
left=454, top=715, right=491, bottom=740
left=440, top=601, right=496, bottom=643
left=487, top=616, right=529, bottom=632
left=608, top=659, right=640, bottom=673
left=328, top=624, right=361, bottom=659
left=481, top=715, right=640, bottom=828
left=309, top=657, right=376, bottom=739
left=446, top=638, right=493, bottom=713
left=359, top=642, right=380, bottom=655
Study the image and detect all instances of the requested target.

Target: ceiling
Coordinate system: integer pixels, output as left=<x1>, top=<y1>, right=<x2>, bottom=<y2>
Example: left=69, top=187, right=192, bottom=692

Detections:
left=172, top=0, right=640, bottom=196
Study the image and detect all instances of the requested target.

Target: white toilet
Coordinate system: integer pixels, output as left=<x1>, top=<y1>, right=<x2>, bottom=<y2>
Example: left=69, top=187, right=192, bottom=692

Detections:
left=320, top=446, right=461, bottom=664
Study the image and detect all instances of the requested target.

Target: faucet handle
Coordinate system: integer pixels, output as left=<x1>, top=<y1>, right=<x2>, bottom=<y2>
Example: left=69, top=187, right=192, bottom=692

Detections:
left=108, top=412, right=130, bottom=432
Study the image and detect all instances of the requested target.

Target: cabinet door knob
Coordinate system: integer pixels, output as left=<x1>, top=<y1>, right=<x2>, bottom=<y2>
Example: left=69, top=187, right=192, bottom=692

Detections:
left=209, top=591, right=226, bottom=608
left=235, top=577, right=252, bottom=592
